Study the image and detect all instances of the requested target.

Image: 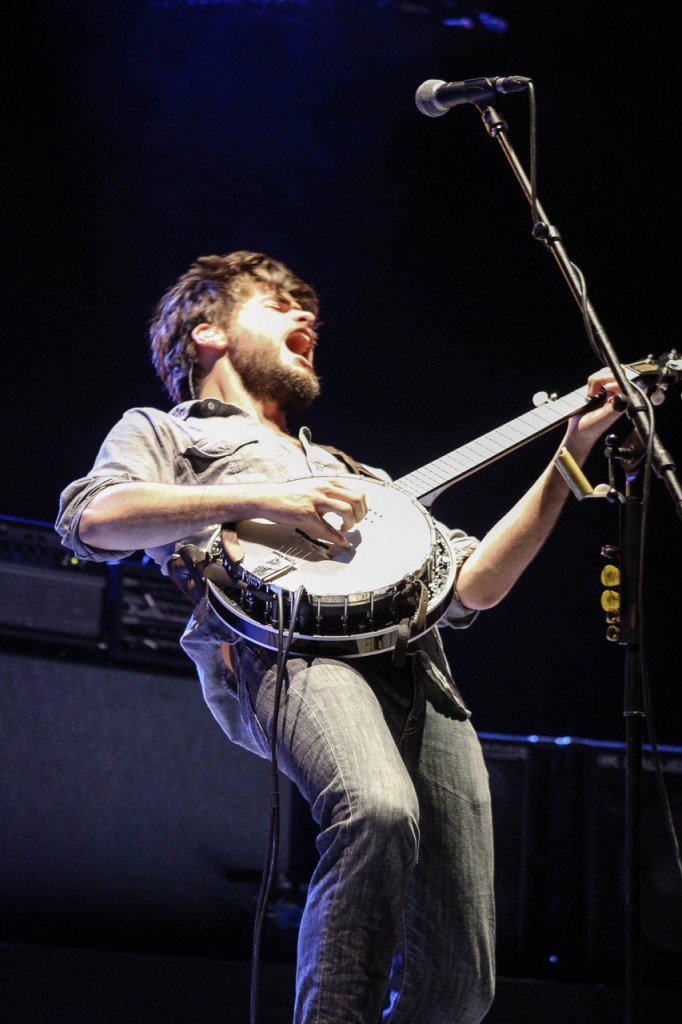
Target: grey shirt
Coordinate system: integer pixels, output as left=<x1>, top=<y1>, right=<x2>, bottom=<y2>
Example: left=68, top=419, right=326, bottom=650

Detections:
left=56, top=399, right=481, bottom=747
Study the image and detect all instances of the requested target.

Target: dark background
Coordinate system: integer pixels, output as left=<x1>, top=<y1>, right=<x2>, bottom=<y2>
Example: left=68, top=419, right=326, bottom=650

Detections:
left=7, top=0, right=681, bottom=747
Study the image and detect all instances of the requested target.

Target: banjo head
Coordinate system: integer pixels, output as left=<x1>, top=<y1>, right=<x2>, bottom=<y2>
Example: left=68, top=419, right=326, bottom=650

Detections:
left=205, top=476, right=456, bottom=657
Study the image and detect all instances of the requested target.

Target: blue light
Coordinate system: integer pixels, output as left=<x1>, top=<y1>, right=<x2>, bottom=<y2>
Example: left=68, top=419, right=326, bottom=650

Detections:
left=442, top=17, right=475, bottom=29
left=478, top=11, right=508, bottom=33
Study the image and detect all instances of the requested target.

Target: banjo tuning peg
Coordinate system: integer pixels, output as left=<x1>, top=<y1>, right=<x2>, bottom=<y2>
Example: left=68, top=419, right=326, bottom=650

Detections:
left=532, top=390, right=558, bottom=407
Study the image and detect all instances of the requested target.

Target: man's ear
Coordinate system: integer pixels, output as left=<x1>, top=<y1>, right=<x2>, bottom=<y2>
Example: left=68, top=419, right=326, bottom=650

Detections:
left=192, top=323, right=228, bottom=352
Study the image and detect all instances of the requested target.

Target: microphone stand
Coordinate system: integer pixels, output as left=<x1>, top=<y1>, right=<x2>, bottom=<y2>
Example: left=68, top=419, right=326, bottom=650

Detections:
left=472, top=102, right=682, bottom=1023
left=475, top=104, right=682, bottom=517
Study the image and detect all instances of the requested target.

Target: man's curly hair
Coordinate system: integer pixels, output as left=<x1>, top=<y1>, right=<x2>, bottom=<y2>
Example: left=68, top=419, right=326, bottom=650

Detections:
left=149, top=251, right=320, bottom=403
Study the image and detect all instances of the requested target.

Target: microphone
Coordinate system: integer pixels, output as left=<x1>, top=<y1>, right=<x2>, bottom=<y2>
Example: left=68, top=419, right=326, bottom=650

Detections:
left=415, top=76, right=531, bottom=118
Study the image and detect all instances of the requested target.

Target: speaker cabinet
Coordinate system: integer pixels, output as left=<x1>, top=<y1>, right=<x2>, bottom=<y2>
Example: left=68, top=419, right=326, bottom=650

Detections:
left=480, top=735, right=682, bottom=989
left=0, top=563, right=107, bottom=646
left=479, top=737, right=548, bottom=975
left=0, top=650, right=294, bottom=958
left=574, top=742, right=682, bottom=987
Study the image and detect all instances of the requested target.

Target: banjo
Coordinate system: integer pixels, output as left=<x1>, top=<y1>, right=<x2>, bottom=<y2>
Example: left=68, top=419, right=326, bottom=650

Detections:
left=202, top=356, right=676, bottom=658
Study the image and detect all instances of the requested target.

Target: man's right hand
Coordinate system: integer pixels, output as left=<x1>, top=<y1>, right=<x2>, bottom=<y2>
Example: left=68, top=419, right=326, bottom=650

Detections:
left=254, top=477, right=368, bottom=548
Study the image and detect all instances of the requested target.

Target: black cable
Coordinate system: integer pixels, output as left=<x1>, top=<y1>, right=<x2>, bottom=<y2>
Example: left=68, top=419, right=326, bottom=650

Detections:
left=250, top=585, right=305, bottom=1024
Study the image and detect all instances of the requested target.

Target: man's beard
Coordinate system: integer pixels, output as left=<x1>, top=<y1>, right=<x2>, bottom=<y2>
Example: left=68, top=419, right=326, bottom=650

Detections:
left=228, top=335, right=321, bottom=412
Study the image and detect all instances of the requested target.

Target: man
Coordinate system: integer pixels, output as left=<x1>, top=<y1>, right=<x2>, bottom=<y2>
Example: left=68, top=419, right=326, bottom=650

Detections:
left=56, top=250, right=622, bottom=1023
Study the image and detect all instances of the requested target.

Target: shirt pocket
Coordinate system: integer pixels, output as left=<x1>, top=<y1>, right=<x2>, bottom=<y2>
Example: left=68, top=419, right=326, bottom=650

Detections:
left=181, top=438, right=259, bottom=482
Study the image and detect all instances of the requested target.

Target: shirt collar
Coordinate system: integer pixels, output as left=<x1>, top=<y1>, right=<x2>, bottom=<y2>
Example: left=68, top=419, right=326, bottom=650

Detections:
left=172, top=398, right=245, bottom=420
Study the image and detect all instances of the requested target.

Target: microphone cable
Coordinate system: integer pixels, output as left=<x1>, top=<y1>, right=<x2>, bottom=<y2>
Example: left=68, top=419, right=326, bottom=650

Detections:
left=250, top=584, right=305, bottom=1024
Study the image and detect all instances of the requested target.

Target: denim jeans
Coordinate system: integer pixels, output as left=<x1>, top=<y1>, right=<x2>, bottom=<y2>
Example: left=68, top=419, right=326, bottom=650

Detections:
left=214, top=639, right=496, bottom=1024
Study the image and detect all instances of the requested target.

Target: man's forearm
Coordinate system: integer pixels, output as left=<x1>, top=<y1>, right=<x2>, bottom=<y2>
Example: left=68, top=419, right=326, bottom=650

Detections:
left=455, top=456, right=573, bottom=610
left=78, top=481, right=259, bottom=551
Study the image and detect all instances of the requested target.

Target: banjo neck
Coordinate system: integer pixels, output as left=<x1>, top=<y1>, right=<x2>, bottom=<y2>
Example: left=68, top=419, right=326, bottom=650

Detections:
left=396, top=354, right=677, bottom=508
left=396, top=383, right=594, bottom=508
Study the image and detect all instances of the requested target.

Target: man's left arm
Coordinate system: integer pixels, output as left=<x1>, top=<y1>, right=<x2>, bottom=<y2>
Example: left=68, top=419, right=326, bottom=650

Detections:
left=455, top=367, right=623, bottom=611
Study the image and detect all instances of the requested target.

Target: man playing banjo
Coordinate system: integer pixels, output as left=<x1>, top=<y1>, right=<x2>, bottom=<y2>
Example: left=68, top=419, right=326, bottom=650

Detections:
left=56, top=250, right=622, bottom=1024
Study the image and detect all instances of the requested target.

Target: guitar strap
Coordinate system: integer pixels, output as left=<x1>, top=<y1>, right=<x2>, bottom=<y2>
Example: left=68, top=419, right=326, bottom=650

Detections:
left=391, top=577, right=429, bottom=668
left=314, top=443, right=385, bottom=482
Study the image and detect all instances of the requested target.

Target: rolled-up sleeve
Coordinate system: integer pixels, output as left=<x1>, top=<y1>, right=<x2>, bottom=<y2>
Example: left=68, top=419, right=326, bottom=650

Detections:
left=441, top=526, right=481, bottom=629
left=55, top=474, right=139, bottom=561
left=55, top=408, right=178, bottom=562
